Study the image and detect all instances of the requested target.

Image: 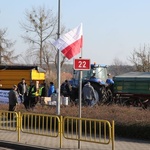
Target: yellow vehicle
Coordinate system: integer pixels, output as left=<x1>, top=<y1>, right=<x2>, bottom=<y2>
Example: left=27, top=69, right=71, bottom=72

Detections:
left=0, top=65, right=46, bottom=89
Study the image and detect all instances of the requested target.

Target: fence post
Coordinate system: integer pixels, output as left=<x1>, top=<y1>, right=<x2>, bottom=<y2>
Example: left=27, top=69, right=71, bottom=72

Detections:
left=112, top=120, right=115, bottom=150
left=17, top=112, right=21, bottom=142
left=60, top=115, right=63, bottom=148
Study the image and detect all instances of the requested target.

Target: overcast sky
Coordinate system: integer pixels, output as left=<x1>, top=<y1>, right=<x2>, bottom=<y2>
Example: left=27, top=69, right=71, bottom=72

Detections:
left=1, top=0, right=150, bottom=65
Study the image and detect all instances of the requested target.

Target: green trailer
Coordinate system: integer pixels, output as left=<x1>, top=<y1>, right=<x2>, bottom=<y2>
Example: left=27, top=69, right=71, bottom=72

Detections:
left=113, top=72, right=150, bottom=108
left=113, top=72, right=150, bottom=95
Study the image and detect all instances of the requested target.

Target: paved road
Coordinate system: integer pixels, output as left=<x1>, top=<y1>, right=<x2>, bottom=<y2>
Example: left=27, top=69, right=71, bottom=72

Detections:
left=0, top=130, right=149, bottom=150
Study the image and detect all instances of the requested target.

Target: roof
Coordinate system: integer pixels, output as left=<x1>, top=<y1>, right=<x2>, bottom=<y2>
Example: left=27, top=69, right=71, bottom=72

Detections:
left=114, top=72, right=150, bottom=78
left=0, top=65, right=46, bottom=73
left=91, top=64, right=107, bottom=68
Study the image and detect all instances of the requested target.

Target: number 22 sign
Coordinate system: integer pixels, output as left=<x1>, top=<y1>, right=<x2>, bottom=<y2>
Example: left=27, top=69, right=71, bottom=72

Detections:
left=74, top=58, right=91, bottom=70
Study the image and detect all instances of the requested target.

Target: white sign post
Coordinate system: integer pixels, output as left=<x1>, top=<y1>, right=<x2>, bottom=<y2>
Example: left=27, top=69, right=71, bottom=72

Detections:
left=74, top=58, right=90, bottom=149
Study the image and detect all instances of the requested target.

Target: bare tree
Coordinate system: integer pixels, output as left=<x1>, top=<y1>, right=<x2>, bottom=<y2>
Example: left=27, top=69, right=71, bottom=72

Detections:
left=109, top=57, right=134, bottom=76
left=0, top=28, right=19, bottom=65
left=110, top=58, right=125, bottom=75
left=20, top=5, right=68, bottom=77
left=20, top=6, right=59, bottom=67
left=129, top=45, right=150, bottom=72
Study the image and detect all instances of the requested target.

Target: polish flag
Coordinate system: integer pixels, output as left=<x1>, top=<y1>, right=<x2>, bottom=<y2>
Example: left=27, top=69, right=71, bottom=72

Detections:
left=53, top=23, right=83, bottom=59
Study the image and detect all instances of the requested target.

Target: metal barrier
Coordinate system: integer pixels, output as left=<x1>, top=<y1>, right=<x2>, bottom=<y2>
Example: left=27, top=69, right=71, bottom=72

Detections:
left=0, top=111, right=115, bottom=150
left=63, top=116, right=115, bottom=150
left=21, top=112, right=60, bottom=137
left=20, top=112, right=62, bottom=148
left=0, top=110, right=18, bottom=131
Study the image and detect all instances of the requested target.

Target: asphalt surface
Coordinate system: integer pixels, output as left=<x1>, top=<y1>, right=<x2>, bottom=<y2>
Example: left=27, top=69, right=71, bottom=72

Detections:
left=0, top=130, right=149, bottom=150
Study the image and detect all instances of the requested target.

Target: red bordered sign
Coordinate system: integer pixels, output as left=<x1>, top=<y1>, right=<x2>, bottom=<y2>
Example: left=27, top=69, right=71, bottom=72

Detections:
left=74, top=58, right=91, bottom=70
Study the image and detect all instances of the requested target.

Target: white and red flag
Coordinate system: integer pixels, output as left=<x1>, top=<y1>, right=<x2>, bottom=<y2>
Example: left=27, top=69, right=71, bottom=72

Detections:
left=53, top=23, right=83, bottom=59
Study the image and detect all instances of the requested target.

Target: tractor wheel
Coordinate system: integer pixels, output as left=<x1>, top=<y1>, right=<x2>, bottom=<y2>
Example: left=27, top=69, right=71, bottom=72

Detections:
left=105, top=89, right=113, bottom=105
left=90, top=83, right=106, bottom=104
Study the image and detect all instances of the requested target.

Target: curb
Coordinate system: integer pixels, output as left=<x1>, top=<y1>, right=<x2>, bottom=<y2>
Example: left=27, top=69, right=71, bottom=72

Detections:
left=0, top=140, right=56, bottom=150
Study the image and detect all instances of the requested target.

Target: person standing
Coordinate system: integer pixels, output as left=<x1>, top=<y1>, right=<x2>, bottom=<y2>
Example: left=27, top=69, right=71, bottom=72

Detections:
left=26, top=81, right=37, bottom=109
left=17, top=78, right=28, bottom=103
left=60, top=80, right=71, bottom=97
left=82, top=82, right=96, bottom=106
left=106, top=73, right=114, bottom=88
left=48, top=82, right=55, bottom=97
left=39, top=82, right=47, bottom=97
left=8, top=85, right=19, bottom=111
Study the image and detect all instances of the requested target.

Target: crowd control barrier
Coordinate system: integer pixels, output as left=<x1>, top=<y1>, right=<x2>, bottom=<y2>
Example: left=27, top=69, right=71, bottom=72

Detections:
left=0, top=110, right=115, bottom=150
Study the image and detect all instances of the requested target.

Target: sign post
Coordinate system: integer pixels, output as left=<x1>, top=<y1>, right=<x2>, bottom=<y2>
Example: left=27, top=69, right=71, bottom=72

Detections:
left=74, top=58, right=90, bottom=149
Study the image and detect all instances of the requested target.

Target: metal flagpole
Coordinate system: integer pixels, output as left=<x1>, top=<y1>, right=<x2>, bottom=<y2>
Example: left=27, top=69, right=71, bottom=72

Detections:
left=78, top=53, right=83, bottom=148
left=78, top=26, right=83, bottom=149
left=56, top=0, right=61, bottom=115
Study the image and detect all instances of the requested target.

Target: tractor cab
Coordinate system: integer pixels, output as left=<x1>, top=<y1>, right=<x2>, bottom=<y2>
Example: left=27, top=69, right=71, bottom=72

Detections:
left=71, top=63, right=108, bottom=87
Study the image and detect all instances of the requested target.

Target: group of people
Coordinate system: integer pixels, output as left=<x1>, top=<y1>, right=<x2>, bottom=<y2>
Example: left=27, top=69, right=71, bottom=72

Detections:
left=8, top=78, right=28, bottom=112
left=60, top=80, right=96, bottom=106
left=60, top=79, right=97, bottom=106
left=8, top=78, right=46, bottom=111
left=8, top=77, right=99, bottom=112
left=47, top=80, right=72, bottom=97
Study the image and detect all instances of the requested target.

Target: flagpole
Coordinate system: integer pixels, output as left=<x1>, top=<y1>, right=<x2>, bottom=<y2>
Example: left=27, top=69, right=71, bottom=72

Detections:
left=78, top=24, right=83, bottom=149
left=78, top=54, right=82, bottom=149
left=57, top=0, right=61, bottom=115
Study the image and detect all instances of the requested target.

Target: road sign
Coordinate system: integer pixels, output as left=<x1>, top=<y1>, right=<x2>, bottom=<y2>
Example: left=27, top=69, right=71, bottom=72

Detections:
left=74, top=58, right=91, bottom=70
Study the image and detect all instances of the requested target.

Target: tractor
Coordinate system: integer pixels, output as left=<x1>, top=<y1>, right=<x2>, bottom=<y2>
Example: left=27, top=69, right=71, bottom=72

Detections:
left=69, top=63, right=114, bottom=104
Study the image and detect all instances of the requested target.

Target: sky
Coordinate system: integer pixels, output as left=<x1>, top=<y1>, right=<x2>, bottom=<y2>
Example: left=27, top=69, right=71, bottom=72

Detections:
left=1, top=0, right=150, bottom=66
